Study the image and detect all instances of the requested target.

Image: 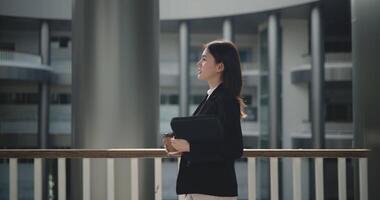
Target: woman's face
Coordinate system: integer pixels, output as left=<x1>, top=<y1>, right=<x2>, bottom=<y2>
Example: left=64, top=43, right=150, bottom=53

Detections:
left=196, top=48, right=222, bottom=81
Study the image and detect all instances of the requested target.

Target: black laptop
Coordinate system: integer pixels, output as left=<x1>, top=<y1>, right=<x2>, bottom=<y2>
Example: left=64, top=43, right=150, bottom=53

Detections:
left=170, top=115, right=224, bottom=143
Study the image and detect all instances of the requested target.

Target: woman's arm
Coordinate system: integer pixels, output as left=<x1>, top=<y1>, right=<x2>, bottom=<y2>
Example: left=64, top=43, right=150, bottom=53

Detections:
left=183, top=96, right=243, bottom=163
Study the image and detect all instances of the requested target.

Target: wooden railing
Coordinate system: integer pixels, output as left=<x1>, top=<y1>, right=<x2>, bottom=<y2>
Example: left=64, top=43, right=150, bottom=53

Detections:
left=0, top=149, right=369, bottom=200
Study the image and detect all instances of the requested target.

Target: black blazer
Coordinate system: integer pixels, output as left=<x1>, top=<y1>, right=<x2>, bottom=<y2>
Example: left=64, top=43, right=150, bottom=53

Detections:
left=176, top=83, right=243, bottom=197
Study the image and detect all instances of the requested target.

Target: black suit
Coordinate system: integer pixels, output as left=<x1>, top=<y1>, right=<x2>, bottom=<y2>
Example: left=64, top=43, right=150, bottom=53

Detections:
left=176, top=83, right=244, bottom=197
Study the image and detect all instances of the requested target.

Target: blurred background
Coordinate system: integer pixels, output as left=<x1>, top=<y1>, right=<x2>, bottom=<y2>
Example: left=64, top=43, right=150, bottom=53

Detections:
left=0, top=0, right=379, bottom=199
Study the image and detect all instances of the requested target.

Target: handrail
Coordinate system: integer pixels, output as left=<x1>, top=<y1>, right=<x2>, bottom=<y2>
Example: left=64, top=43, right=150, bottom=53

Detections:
left=0, top=148, right=369, bottom=158
left=1, top=148, right=369, bottom=200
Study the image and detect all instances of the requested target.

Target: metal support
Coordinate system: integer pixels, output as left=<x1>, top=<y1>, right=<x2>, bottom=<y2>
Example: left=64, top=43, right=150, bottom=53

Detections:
left=38, top=20, right=50, bottom=148
left=38, top=20, right=50, bottom=200
left=310, top=5, right=325, bottom=148
left=177, top=158, right=185, bottom=200
left=10, top=158, right=17, bottom=200
left=34, top=158, right=43, bottom=200
left=154, top=158, right=162, bottom=200
left=223, top=18, right=235, bottom=42
left=83, top=158, right=91, bottom=200
left=270, top=157, right=279, bottom=200
left=315, top=158, right=324, bottom=200
left=293, top=158, right=302, bottom=200
left=268, top=13, right=281, bottom=149
left=338, top=158, right=347, bottom=200
left=58, top=158, right=66, bottom=200
left=131, top=158, right=139, bottom=200
left=107, top=158, right=115, bottom=200
left=359, top=158, right=368, bottom=200
left=179, top=21, right=190, bottom=117
left=248, top=158, right=256, bottom=200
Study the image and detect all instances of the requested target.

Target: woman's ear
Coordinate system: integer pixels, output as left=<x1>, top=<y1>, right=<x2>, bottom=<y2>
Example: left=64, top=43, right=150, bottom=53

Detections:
left=216, top=63, right=224, bottom=72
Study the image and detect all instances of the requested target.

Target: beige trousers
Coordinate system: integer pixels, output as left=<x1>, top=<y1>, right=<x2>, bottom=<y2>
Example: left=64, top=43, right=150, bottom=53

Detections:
left=185, top=194, right=237, bottom=200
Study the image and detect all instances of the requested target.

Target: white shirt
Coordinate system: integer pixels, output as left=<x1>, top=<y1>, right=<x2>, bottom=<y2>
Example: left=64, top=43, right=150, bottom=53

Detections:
left=206, top=83, right=221, bottom=100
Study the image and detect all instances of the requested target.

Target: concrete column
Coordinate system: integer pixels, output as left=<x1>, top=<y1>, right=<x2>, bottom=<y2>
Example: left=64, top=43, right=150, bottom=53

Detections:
left=310, top=5, right=325, bottom=149
left=38, top=20, right=50, bottom=200
left=179, top=21, right=190, bottom=117
left=38, top=20, right=50, bottom=148
left=268, top=13, right=281, bottom=149
left=351, top=0, right=380, bottom=199
left=72, top=0, right=159, bottom=199
left=223, top=18, right=235, bottom=42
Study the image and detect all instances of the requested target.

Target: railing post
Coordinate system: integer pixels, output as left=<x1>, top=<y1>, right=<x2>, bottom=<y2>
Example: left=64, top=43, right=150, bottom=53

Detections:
left=248, top=158, right=256, bottom=200
left=177, top=158, right=185, bottom=200
left=359, top=158, right=368, bottom=200
left=58, top=158, right=66, bottom=200
left=0, top=148, right=370, bottom=200
left=315, top=157, right=324, bottom=200
left=154, top=158, right=162, bottom=200
left=338, top=158, right=347, bottom=200
left=270, top=157, right=279, bottom=200
left=292, top=158, right=302, bottom=200
left=34, top=158, right=43, bottom=200
left=83, top=158, right=91, bottom=200
left=9, top=158, right=18, bottom=200
left=107, top=158, right=115, bottom=200
left=131, top=158, right=139, bottom=200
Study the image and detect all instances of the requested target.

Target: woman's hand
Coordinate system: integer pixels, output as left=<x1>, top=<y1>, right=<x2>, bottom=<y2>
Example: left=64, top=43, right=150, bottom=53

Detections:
left=162, top=136, right=177, bottom=153
left=170, top=138, right=190, bottom=153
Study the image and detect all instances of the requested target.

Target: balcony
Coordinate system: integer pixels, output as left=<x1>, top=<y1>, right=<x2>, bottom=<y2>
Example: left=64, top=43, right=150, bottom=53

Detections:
left=291, top=53, right=352, bottom=84
left=0, top=148, right=369, bottom=200
left=0, top=50, right=53, bottom=82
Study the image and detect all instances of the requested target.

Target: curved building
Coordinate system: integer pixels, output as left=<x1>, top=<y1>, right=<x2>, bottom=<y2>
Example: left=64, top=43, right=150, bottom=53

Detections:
left=0, top=0, right=355, bottom=199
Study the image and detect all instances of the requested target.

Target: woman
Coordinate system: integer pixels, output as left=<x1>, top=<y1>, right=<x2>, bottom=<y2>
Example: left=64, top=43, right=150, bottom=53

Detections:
left=166, top=40, right=245, bottom=200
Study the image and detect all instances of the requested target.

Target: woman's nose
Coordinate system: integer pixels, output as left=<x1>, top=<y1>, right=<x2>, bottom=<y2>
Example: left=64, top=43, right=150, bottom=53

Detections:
left=196, top=60, right=201, bottom=67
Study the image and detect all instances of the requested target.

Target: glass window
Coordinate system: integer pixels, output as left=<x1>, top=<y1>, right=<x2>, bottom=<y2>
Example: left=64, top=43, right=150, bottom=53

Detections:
left=168, top=95, right=179, bottom=105
left=326, top=103, right=352, bottom=122
left=243, top=106, right=257, bottom=121
left=0, top=93, right=11, bottom=104
left=324, top=82, right=352, bottom=122
left=239, top=48, right=253, bottom=63
left=160, top=95, right=167, bottom=104
left=310, top=82, right=353, bottom=122
left=51, top=37, right=71, bottom=48
left=59, top=94, right=71, bottom=104
left=190, top=46, right=202, bottom=62
left=0, top=93, right=40, bottom=104
left=0, top=42, right=15, bottom=51
left=28, top=93, right=39, bottom=104
left=50, top=93, right=58, bottom=104
left=242, top=95, right=252, bottom=105
left=191, top=95, right=204, bottom=104
left=14, top=93, right=26, bottom=104
left=50, top=93, right=71, bottom=104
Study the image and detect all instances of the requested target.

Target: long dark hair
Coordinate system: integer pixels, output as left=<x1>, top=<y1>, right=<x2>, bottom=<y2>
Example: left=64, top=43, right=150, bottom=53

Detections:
left=205, top=40, right=247, bottom=118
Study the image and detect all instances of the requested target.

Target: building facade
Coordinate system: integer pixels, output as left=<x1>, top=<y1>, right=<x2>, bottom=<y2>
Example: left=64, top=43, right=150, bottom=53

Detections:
left=0, top=0, right=357, bottom=199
